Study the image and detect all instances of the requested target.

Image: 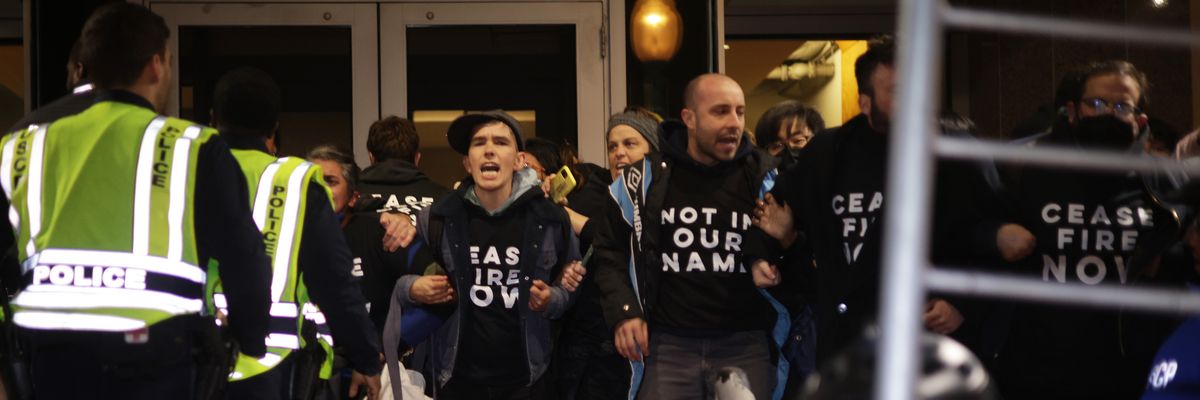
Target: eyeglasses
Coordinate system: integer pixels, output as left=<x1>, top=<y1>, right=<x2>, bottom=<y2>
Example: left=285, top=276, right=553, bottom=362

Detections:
left=787, top=132, right=812, bottom=146
left=1081, top=98, right=1140, bottom=117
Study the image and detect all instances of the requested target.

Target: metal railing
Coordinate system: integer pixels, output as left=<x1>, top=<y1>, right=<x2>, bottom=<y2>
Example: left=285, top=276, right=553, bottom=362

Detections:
left=876, top=2, right=1200, bottom=399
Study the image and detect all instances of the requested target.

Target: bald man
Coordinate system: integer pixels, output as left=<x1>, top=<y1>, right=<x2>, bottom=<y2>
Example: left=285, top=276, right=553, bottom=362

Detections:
left=592, top=73, right=787, bottom=399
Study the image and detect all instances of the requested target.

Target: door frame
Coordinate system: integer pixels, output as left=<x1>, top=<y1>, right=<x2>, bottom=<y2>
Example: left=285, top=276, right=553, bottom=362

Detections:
left=152, top=3, right=380, bottom=166
left=380, top=2, right=611, bottom=165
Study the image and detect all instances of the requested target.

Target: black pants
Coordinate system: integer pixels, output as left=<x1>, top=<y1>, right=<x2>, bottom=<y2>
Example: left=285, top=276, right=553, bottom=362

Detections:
left=439, top=375, right=547, bottom=400
left=555, top=337, right=630, bottom=400
left=638, top=330, right=775, bottom=400
left=25, top=317, right=196, bottom=400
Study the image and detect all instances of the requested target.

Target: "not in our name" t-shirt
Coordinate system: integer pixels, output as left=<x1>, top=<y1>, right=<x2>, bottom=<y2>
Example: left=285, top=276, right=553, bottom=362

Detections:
left=651, top=162, right=770, bottom=333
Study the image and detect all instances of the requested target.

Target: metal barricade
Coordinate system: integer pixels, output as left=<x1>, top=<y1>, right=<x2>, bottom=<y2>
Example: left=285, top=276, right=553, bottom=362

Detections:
left=876, top=1, right=1200, bottom=399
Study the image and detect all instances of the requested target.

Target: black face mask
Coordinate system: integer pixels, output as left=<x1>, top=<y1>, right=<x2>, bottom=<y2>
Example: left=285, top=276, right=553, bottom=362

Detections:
left=1073, top=114, right=1137, bottom=151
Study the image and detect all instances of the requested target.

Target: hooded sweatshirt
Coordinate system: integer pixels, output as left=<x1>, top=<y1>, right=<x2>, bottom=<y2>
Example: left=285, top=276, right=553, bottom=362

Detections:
left=344, top=158, right=449, bottom=332
left=990, top=116, right=1184, bottom=399
left=356, top=158, right=449, bottom=216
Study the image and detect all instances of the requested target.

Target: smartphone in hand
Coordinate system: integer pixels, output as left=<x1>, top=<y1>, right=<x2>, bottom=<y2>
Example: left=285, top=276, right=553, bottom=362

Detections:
left=549, top=166, right=577, bottom=204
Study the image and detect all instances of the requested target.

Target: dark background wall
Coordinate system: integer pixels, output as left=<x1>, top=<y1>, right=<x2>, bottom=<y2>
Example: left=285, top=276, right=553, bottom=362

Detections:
left=625, top=0, right=720, bottom=120
left=28, top=0, right=115, bottom=109
left=726, top=0, right=1193, bottom=138
left=950, top=0, right=1192, bottom=139
left=20, top=0, right=1194, bottom=139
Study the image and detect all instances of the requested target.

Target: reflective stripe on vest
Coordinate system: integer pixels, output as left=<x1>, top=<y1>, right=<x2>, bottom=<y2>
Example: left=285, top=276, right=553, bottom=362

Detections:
left=302, top=302, right=333, bottom=346
left=219, top=155, right=316, bottom=381
left=257, top=159, right=309, bottom=304
left=0, top=124, right=34, bottom=235
left=2, top=113, right=210, bottom=332
left=133, top=118, right=201, bottom=261
left=23, top=125, right=47, bottom=258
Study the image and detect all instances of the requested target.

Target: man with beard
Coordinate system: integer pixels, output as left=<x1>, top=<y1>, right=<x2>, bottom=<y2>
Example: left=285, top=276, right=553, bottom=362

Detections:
left=753, top=35, right=968, bottom=364
left=593, top=73, right=786, bottom=399
left=980, top=60, right=1191, bottom=399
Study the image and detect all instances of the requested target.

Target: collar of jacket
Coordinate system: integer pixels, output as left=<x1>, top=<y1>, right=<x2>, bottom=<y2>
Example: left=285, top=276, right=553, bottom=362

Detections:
left=431, top=168, right=560, bottom=221
left=658, top=120, right=757, bottom=171
left=361, top=158, right=431, bottom=185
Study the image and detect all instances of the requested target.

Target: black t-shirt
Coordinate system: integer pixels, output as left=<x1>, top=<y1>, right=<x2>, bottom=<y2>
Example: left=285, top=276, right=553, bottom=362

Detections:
left=1000, top=168, right=1158, bottom=397
left=832, top=128, right=887, bottom=268
left=821, top=126, right=888, bottom=357
left=456, top=205, right=529, bottom=384
left=651, top=161, right=770, bottom=332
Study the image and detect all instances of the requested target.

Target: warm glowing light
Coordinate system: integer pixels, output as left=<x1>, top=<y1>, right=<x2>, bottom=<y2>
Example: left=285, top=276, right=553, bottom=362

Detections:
left=642, top=13, right=666, bottom=27
left=630, top=0, right=682, bottom=62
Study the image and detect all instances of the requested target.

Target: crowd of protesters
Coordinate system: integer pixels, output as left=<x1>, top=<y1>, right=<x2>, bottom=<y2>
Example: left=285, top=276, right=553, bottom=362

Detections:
left=7, top=4, right=1200, bottom=400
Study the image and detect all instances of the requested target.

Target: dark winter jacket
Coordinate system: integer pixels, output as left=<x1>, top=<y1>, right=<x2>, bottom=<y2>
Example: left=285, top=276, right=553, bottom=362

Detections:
left=592, top=120, right=789, bottom=399
left=769, top=114, right=992, bottom=363
left=344, top=158, right=449, bottom=332
left=395, top=169, right=582, bottom=388
left=976, top=117, right=1192, bottom=399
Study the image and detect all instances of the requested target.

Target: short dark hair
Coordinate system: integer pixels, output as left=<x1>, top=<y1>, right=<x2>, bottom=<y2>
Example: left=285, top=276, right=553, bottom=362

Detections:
left=308, top=145, right=359, bottom=194
left=754, top=100, right=825, bottom=149
left=78, top=3, right=170, bottom=89
left=1070, top=60, right=1150, bottom=110
left=367, top=116, right=420, bottom=163
left=855, top=35, right=895, bottom=96
left=523, top=137, right=563, bottom=174
left=212, top=67, right=281, bottom=139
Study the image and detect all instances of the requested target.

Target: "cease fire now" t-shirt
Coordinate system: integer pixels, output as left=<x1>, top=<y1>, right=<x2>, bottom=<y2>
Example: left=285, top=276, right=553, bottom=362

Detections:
left=456, top=205, right=529, bottom=384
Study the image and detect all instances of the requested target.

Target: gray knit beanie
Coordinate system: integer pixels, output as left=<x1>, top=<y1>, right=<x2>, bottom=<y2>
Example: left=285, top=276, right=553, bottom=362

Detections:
left=607, top=111, right=661, bottom=151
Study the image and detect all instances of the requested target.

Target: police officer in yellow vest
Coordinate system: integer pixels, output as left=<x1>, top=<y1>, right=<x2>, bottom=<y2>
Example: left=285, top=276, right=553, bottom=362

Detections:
left=0, top=4, right=273, bottom=399
left=210, top=68, right=382, bottom=400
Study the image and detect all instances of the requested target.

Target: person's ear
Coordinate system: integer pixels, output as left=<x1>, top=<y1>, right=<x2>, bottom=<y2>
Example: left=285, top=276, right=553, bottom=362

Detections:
left=515, top=151, right=527, bottom=170
left=368, top=152, right=376, bottom=165
left=414, top=152, right=422, bottom=167
left=348, top=191, right=360, bottom=209
left=462, top=155, right=471, bottom=173
left=858, top=93, right=872, bottom=117
left=1065, top=101, right=1078, bottom=125
left=72, top=63, right=84, bottom=85
left=681, top=108, right=696, bottom=131
left=148, top=53, right=166, bottom=85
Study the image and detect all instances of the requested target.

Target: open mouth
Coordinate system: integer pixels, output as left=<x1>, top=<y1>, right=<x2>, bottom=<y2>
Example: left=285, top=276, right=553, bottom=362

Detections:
left=479, top=162, right=502, bottom=178
left=716, top=136, right=739, bottom=152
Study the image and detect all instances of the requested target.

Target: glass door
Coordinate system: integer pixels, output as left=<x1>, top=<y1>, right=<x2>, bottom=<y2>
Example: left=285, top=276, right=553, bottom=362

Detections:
left=153, top=3, right=378, bottom=163
left=381, top=3, right=606, bottom=187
